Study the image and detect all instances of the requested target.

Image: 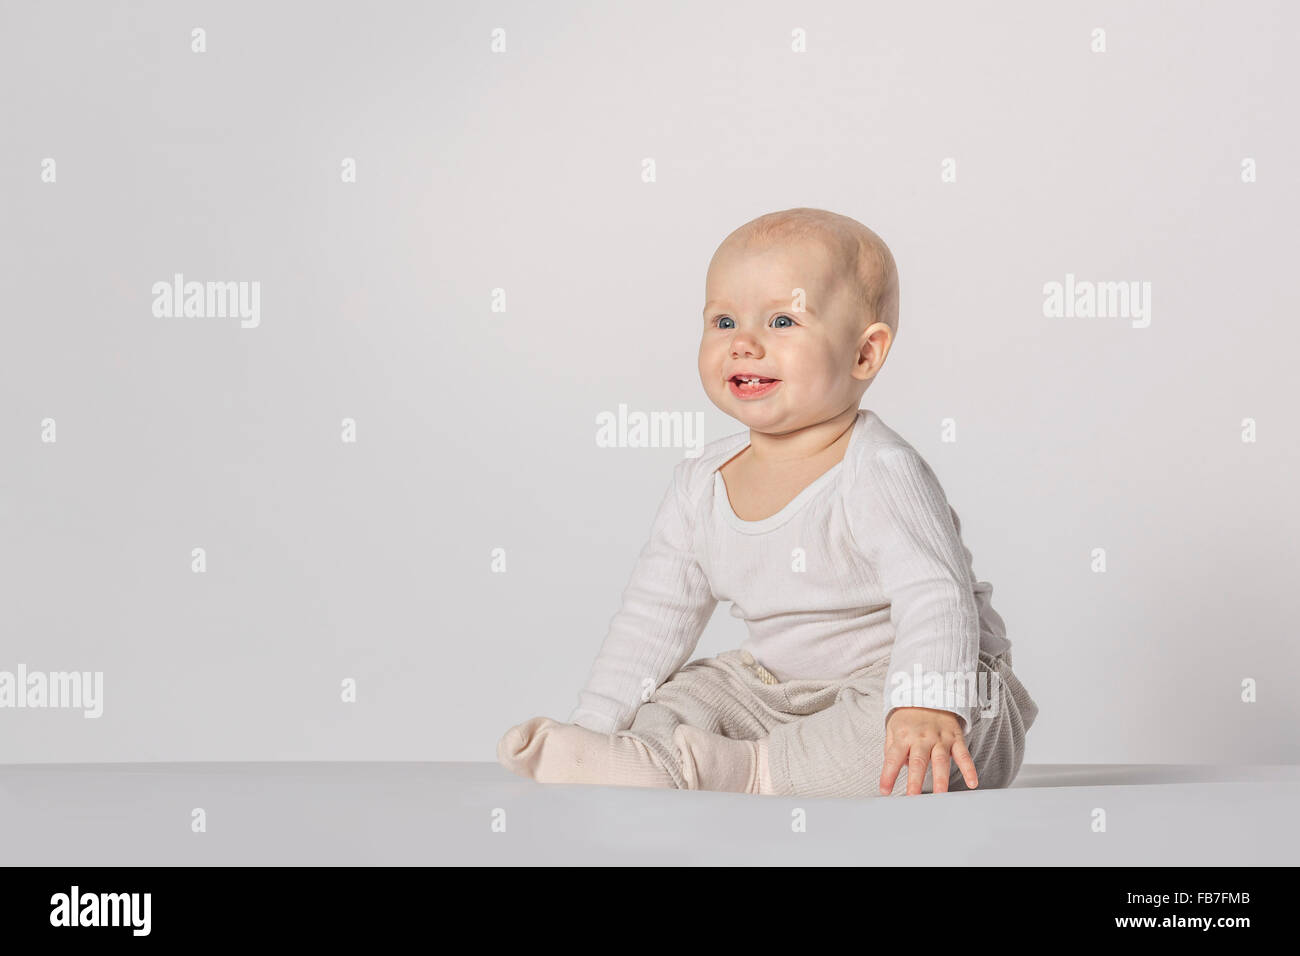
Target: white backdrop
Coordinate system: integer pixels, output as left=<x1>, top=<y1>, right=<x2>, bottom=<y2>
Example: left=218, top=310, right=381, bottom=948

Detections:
left=1, top=0, right=1296, bottom=764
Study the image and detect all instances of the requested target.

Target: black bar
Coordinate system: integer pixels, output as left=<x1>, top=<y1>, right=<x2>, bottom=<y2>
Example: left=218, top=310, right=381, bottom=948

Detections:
left=0, top=865, right=1287, bottom=942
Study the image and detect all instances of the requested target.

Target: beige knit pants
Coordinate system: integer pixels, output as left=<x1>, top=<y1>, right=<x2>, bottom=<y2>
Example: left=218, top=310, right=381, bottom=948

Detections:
left=616, top=647, right=1038, bottom=797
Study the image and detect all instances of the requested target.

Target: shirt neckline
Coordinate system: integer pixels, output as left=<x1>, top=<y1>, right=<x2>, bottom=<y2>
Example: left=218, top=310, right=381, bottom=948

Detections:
left=713, top=409, right=867, bottom=535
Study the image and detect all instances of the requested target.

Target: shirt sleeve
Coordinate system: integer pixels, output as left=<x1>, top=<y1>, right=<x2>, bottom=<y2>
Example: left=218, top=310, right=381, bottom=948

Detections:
left=850, top=444, right=982, bottom=734
left=567, top=458, right=718, bottom=734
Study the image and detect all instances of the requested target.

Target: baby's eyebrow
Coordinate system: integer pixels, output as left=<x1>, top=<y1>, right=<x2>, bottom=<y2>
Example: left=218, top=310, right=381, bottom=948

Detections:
left=702, top=297, right=819, bottom=316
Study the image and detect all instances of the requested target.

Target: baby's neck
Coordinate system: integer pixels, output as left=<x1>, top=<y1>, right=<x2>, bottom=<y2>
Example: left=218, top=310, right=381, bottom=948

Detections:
left=743, top=406, right=860, bottom=469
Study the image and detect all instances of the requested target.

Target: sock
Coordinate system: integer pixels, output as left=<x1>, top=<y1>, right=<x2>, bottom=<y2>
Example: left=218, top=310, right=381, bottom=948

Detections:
left=497, top=716, right=675, bottom=789
left=674, top=724, right=776, bottom=795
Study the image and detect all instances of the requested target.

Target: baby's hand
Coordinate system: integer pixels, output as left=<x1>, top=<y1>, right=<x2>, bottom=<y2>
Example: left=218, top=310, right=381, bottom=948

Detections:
left=879, top=707, right=977, bottom=796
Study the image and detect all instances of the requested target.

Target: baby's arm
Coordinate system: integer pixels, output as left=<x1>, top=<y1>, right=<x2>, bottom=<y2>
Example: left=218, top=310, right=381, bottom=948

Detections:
left=850, top=444, right=982, bottom=734
left=849, top=444, right=988, bottom=794
left=568, top=458, right=718, bottom=734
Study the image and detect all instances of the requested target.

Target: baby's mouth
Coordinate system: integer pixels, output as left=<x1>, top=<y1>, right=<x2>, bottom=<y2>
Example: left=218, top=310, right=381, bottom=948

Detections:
left=728, top=375, right=782, bottom=398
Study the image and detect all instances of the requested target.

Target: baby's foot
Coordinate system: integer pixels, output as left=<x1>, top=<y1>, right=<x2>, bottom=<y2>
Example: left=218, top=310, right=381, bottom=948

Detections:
left=673, top=724, right=776, bottom=795
left=497, top=717, right=675, bottom=789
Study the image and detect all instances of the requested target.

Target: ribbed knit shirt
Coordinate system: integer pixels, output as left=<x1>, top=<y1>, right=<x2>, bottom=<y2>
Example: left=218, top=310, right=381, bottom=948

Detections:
left=568, top=408, right=1013, bottom=736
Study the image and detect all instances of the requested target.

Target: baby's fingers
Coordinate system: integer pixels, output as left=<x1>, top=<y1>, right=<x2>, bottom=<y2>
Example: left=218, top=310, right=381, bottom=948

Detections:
left=906, top=746, right=930, bottom=795
left=930, top=745, right=952, bottom=793
left=952, top=737, right=979, bottom=790
left=878, top=738, right=909, bottom=795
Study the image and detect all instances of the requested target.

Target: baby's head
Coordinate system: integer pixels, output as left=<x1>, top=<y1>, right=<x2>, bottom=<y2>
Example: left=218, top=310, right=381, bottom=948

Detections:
left=698, top=207, right=898, bottom=433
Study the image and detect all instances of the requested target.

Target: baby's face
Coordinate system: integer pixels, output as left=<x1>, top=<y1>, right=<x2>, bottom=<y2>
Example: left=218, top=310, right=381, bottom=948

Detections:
left=699, top=237, right=874, bottom=433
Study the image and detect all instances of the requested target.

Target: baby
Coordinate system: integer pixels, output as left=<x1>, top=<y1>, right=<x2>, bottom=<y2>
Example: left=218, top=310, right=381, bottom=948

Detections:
left=497, top=207, right=1039, bottom=798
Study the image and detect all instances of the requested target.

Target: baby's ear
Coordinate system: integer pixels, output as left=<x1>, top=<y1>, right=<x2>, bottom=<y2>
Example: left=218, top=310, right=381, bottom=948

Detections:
left=853, top=329, right=889, bottom=380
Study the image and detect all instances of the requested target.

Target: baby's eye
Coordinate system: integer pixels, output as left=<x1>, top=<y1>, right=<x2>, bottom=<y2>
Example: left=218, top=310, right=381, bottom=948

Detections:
left=771, top=314, right=795, bottom=328
left=715, top=316, right=736, bottom=329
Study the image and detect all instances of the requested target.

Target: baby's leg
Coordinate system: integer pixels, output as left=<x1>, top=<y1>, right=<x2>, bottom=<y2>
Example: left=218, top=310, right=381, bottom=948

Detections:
left=765, top=650, right=1038, bottom=798
left=763, top=682, right=914, bottom=798
left=617, top=652, right=784, bottom=792
left=497, top=717, right=675, bottom=788
left=498, top=650, right=799, bottom=793
left=496, top=716, right=771, bottom=792
left=955, top=649, right=1039, bottom=790
left=673, top=724, right=775, bottom=794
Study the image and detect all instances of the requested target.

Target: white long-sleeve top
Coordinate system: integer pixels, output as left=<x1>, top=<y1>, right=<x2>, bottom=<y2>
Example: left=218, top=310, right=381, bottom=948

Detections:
left=568, top=408, right=1013, bottom=736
